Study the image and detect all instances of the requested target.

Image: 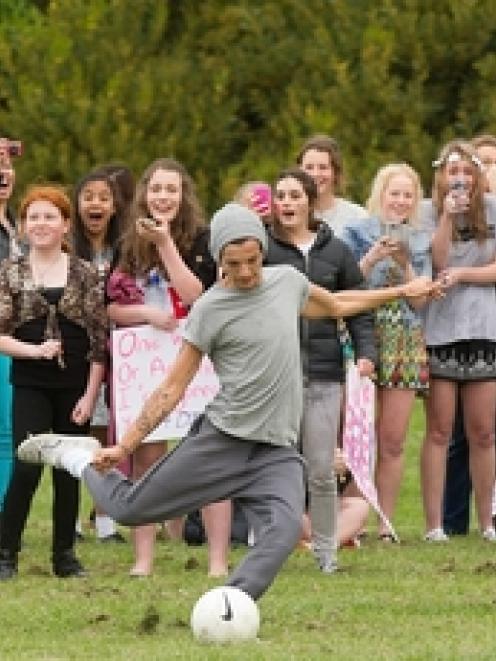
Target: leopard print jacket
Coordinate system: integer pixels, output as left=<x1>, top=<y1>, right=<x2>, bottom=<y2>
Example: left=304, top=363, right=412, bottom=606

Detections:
left=0, top=254, right=107, bottom=364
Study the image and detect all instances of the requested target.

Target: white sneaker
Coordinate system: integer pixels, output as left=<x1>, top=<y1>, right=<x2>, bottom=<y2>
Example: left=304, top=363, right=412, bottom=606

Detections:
left=319, top=559, right=338, bottom=574
left=316, top=553, right=338, bottom=574
left=482, top=527, right=496, bottom=542
left=424, top=527, right=449, bottom=542
left=17, top=433, right=100, bottom=468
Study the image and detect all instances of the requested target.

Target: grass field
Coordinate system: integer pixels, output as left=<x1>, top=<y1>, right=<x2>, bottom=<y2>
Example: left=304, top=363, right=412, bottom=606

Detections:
left=1, top=401, right=496, bottom=660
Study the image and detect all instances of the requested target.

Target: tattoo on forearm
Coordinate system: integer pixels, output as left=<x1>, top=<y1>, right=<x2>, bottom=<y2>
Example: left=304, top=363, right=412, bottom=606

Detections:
left=122, top=385, right=173, bottom=450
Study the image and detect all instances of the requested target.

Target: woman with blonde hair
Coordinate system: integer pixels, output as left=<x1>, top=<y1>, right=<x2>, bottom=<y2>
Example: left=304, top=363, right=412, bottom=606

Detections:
left=0, top=185, right=107, bottom=579
left=342, top=163, right=431, bottom=541
left=421, top=139, right=496, bottom=541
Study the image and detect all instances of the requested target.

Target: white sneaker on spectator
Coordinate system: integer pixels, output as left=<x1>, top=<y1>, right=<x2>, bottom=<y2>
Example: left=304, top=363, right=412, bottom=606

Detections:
left=481, top=527, right=496, bottom=542
left=17, top=433, right=100, bottom=469
left=424, top=527, right=449, bottom=542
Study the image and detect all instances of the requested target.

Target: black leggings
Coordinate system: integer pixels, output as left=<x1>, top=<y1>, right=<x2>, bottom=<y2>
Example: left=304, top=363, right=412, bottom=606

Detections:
left=0, top=385, right=89, bottom=556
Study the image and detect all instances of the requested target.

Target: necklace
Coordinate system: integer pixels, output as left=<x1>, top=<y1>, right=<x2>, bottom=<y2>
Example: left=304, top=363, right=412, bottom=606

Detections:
left=30, top=252, right=66, bottom=288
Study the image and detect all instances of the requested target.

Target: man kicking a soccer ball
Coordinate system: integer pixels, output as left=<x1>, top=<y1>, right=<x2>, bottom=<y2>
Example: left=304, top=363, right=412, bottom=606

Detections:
left=17, top=203, right=436, bottom=598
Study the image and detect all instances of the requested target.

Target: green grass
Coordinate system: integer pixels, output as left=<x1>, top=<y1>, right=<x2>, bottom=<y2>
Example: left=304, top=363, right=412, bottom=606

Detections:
left=1, top=401, right=496, bottom=660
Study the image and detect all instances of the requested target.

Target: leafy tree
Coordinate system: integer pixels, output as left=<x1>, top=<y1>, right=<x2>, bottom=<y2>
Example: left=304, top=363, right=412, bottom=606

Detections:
left=1, top=0, right=496, bottom=211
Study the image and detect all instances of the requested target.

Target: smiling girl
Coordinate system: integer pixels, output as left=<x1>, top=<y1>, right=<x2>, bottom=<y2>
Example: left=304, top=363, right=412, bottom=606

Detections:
left=421, top=140, right=496, bottom=542
left=0, top=185, right=107, bottom=579
left=342, top=164, right=431, bottom=541
left=297, top=134, right=367, bottom=238
left=106, top=158, right=216, bottom=576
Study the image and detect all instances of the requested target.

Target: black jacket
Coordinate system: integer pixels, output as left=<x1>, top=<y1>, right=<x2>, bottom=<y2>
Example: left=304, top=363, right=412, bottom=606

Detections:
left=266, top=224, right=377, bottom=383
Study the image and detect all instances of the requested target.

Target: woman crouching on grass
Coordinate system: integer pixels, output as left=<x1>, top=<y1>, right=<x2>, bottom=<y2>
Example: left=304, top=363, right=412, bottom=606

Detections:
left=0, top=185, right=107, bottom=580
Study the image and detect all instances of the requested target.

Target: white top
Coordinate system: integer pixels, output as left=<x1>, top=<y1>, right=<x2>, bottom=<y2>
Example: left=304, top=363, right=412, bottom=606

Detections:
left=316, top=197, right=367, bottom=239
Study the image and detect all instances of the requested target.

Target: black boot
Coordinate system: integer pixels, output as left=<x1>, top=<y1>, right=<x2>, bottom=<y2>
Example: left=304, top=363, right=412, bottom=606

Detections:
left=52, top=549, right=86, bottom=578
left=0, top=549, right=17, bottom=580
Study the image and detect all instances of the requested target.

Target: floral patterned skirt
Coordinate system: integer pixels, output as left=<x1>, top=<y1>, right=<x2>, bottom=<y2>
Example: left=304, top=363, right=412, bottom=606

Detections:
left=375, top=301, right=429, bottom=390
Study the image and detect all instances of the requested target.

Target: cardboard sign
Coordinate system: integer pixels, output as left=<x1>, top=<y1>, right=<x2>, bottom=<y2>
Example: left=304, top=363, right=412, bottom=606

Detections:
left=112, top=322, right=219, bottom=442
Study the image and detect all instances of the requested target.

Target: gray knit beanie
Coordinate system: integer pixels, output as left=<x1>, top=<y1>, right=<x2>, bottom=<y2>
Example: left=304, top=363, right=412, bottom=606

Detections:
left=209, top=202, right=268, bottom=262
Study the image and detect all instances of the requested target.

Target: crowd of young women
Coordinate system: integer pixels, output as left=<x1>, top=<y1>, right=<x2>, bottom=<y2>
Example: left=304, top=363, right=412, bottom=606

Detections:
left=1, top=130, right=496, bottom=582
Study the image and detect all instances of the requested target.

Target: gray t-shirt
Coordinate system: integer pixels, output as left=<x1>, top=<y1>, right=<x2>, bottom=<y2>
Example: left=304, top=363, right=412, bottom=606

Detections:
left=422, top=195, right=496, bottom=345
left=183, top=265, right=310, bottom=446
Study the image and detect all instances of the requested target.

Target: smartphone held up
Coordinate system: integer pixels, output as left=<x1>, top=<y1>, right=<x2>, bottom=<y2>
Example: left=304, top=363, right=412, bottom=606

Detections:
left=250, top=183, right=272, bottom=218
left=7, top=141, right=22, bottom=158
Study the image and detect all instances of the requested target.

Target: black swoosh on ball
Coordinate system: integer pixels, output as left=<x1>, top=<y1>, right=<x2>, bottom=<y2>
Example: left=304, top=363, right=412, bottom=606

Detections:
left=221, top=592, right=233, bottom=621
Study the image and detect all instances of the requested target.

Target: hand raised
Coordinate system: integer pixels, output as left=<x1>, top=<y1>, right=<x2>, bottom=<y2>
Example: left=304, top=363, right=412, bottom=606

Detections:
left=136, top=216, right=171, bottom=247
left=369, top=238, right=397, bottom=264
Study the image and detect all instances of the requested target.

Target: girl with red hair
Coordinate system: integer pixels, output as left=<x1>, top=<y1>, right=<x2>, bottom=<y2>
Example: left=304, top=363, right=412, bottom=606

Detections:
left=0, top=185, right=107, bottom=580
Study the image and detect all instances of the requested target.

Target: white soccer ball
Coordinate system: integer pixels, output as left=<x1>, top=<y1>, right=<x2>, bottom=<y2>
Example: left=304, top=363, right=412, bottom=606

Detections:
left=191, top=586, right=260, bottom=643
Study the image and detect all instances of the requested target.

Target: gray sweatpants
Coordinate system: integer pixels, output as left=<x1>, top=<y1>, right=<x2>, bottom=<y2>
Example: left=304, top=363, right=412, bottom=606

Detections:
left=301, top=381, right=342, bottom=566
left=83, top=416, right=305, bottom=600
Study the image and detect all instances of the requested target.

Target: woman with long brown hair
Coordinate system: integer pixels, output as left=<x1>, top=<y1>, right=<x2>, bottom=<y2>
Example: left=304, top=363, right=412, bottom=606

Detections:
left=266, top=167, right=376, bottom=571
left=106, top=158, right=217, bottom=576
left=421, top=139, right=496, bottom=541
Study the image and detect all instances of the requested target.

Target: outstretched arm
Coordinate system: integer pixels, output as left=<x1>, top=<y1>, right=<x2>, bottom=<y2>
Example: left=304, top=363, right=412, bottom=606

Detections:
left=92, top=340, right=203, bottom=470
left=437, top=260, right=496, bottom=287
left=301, top=277, right=437, bottom=320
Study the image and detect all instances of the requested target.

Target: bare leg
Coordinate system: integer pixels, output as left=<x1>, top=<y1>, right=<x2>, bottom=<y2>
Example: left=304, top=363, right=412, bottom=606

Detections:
left=202, top=500, right=232, bottom=577
left=162, top=517, right=184, bottom=540
left=376, top=388, right=416, bottom=536
left=338, top=497, right=369, bottom=546
left=130, top=442, right=166, bottom=576
left=91, top=426, right=108, bottom=520
left=89, top=425, right=122, bottom=540
left=299, top=512, right=312, bottom=547
left=461, top=381, right=496, bottom=532
left=421, top=379, right=457, bottom=532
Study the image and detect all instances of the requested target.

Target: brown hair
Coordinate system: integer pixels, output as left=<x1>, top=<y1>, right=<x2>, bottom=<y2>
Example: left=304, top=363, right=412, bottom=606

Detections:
left=19, top=184, right=72, bottom=252
left=272, top=167, right=319, bottom=240
left=296, top=134, right=344, bottom=193
left=432, top=140, right=488, bottom=241
left=118, top=158, right=205, bottom=276
left=472, top=134, right=496, bottom=150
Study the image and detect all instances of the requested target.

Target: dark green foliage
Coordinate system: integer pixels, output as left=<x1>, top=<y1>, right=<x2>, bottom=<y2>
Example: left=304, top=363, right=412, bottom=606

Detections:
left=1, top=0, right=496, bottom=211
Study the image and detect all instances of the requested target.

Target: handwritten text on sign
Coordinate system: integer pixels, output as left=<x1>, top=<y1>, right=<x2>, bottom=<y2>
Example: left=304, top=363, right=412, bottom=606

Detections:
left=112, top=323, right=219, bottom=442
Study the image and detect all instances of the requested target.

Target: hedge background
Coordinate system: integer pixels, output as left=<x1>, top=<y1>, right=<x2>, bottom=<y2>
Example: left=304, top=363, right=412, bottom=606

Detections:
left=1, top=0, right=496, bottom=211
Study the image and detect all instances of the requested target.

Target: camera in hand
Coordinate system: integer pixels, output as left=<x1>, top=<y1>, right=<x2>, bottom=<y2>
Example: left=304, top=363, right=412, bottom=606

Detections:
left=449, top=179, right=469, bottom=192
left=0, top=140, right=22, bottom=158
left=448, top=179, right=470, bottom=217
left=137, top=216, right=160, bottom=227
left=380, top=220, right=410, bottom=248
left=8, top=141, right=22, bottom=157
left=0, top=171, right=9, bottom=188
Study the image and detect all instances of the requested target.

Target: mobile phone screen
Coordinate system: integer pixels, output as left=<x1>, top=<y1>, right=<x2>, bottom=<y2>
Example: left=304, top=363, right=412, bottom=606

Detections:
left=252, top=184, right=271, bottom=209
